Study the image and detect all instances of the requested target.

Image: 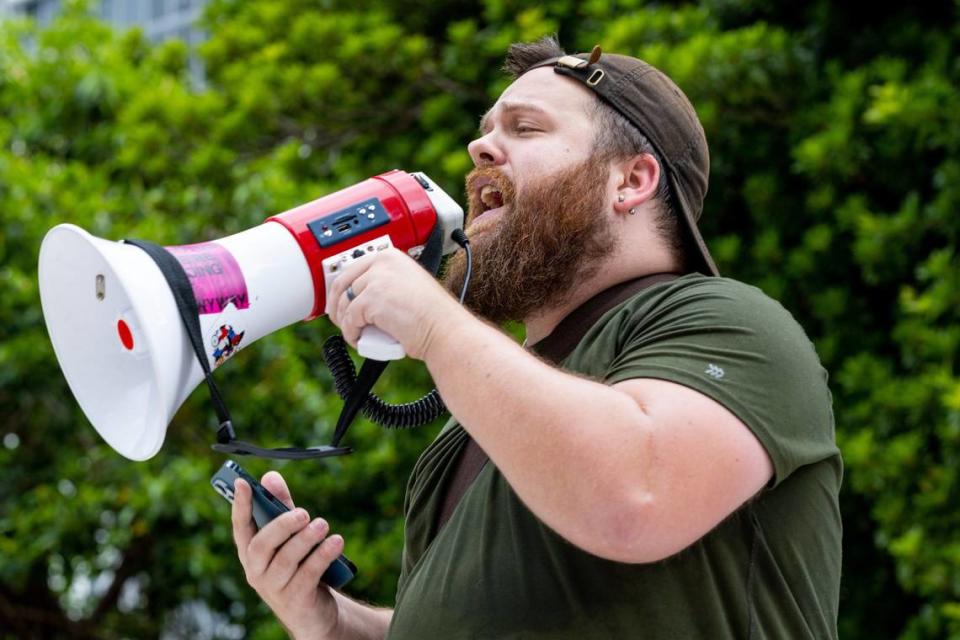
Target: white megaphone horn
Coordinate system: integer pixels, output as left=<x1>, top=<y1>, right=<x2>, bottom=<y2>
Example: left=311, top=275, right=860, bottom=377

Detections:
left=38, top=170, right=464, bottom=461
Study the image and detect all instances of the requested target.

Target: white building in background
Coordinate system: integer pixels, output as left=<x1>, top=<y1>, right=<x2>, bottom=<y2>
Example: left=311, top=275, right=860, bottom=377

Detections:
left=1, top=0, right=208, bottom=43
left=1, top=0, right=210, bottom=77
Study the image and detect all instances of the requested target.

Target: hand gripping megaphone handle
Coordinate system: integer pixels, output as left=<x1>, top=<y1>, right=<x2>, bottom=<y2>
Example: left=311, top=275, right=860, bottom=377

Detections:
left=352, top=216, right=449, bottom=360
left=321, top=235, right=410, bottom=361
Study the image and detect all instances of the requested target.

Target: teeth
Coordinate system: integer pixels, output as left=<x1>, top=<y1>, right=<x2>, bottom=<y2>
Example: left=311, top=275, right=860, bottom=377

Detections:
left=480, top=184, right=501, bottom=208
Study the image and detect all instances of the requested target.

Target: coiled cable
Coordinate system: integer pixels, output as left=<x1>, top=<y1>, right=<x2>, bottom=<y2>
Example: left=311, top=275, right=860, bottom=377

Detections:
left=323, top=335, right=447, bottom=428
left=323, top=229, right=472, bottom=431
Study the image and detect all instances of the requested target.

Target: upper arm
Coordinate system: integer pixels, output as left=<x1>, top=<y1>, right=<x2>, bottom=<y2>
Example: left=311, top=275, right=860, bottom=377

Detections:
left=610, top=377, right=773, bottom=562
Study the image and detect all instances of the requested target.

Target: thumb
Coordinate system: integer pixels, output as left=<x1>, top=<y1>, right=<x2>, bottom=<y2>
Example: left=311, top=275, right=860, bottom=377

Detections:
left=261, top=470, right=295, bottom=510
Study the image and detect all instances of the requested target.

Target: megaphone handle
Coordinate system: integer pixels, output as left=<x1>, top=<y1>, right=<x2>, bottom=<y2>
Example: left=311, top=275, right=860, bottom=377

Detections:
left=357, top=326, right=405, bottom=361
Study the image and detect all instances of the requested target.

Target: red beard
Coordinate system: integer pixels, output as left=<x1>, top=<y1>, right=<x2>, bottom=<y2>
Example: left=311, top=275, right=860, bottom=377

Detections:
left=443, top=158, right=617, bottom=324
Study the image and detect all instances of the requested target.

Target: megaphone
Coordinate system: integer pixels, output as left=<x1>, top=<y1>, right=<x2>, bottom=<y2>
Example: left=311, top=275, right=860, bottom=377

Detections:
left=38, top=170, right=464, bottom=461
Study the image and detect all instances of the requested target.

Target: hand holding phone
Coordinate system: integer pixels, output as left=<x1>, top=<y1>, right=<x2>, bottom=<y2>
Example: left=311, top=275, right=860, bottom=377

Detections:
left=212, top=460, right=357, bottom=589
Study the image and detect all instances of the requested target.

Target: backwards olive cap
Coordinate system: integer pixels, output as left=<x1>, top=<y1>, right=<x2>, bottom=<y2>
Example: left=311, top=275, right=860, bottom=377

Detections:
left=527, top=46, right=719, bottom=276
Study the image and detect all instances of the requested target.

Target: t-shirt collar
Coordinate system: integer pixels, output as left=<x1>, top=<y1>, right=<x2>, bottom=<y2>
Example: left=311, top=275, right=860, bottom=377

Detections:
left=527, top=272, right=681, bottom=365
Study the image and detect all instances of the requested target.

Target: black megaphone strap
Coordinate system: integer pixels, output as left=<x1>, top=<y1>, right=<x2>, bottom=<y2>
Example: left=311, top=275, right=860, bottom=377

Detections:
left=124, top=238, right=351, bottom=459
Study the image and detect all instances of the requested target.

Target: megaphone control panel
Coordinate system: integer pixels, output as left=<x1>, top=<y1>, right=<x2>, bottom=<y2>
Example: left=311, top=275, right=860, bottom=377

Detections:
left=307, top=198, right=391, bottom=249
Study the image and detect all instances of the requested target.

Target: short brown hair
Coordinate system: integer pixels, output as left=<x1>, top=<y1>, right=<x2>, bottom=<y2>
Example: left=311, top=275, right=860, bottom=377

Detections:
left=504, top=36, right=687, bottom=267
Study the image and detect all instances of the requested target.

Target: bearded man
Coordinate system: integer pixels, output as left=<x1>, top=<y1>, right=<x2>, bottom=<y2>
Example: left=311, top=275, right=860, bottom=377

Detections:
left=230, top=37, right=842, bottom=639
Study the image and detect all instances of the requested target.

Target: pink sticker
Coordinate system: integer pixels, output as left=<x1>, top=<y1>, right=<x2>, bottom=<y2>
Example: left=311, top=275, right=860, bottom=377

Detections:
left=167, top=243, right=250, bottom=315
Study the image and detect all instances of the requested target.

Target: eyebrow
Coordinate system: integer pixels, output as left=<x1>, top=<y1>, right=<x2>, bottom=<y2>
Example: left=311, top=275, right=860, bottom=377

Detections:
left=478, top=101, right=552, bottom=133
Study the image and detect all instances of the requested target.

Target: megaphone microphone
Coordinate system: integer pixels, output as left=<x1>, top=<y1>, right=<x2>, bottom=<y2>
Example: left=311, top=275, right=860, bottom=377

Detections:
left=38, top=170, right=464, bottom=461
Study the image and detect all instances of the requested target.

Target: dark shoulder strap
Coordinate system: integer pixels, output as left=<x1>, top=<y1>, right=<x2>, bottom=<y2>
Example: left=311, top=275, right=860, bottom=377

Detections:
left=435, top=273, right=680, bottom=530
left=436, top=434, right=490, bottom=529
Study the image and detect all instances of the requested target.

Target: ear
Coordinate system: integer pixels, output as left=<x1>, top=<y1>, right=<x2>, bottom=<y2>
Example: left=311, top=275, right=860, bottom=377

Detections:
left=613, top=153, right=660, bottom=215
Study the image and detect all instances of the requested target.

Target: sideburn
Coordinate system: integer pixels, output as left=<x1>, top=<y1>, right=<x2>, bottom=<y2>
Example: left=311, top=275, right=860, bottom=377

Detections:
left=443, top=159, right=616, bottom=324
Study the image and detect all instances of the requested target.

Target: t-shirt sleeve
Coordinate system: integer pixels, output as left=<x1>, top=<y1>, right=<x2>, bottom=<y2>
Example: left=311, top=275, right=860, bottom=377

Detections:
left=603, top=279, right=838, bottom=488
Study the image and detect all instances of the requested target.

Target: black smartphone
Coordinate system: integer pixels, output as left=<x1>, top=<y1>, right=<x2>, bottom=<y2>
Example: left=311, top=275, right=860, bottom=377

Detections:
left=211, top=460, right=357, bottom=589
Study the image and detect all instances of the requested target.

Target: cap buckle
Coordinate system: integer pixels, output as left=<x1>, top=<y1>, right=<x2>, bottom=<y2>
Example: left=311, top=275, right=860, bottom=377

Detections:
left=556, top=55, right=588, bottom=70
left=557, top=44, right=603, bottom=71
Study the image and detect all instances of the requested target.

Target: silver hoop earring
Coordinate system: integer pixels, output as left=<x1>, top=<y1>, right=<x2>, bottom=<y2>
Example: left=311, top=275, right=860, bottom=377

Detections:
left=628, top=207, right=637, bottom=216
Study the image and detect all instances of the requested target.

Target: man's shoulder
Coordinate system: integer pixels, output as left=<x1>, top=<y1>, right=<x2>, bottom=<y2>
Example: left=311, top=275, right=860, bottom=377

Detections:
left=625, top=272, right=782, bottom=309
left=606, top=273, right=803, bottom=337
left=569, top=273, right=819, bottom=383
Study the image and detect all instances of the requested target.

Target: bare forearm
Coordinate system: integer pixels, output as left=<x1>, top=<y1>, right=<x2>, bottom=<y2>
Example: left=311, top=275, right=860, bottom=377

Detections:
left=323, top=592, right=392, bottom=640
left=423, top=312, right=653, bottom=557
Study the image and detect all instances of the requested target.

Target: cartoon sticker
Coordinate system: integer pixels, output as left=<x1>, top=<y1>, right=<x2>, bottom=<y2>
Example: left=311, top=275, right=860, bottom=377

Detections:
left=211, top=324, right=245, bottom=366
left=167, top=242, right=250, bottom=315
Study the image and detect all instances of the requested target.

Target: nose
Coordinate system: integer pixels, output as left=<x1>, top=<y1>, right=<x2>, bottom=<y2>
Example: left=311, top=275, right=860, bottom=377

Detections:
left=468, top=132, right=505, bottom=167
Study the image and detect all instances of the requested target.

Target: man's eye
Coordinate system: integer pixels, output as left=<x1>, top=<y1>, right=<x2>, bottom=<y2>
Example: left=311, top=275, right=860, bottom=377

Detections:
left=515, top=125, right=539, bottom=134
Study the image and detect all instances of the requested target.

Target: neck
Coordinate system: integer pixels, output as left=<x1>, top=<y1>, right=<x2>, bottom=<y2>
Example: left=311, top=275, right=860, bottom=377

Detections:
left=522, top=226, right=682, bottom=345
left=522, top=271, right=634, bottom=345
left=523, top=289, right=593, bottom=346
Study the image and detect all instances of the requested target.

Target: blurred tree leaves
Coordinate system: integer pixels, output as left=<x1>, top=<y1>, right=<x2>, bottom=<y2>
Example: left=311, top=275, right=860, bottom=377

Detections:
left=1, top=0, right=958, bottom=637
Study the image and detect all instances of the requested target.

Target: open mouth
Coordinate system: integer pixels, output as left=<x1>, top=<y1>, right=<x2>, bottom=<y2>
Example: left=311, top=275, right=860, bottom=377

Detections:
left=479, top=183, right=504, bottom=211
left=470, top=178, right=509, bottom=228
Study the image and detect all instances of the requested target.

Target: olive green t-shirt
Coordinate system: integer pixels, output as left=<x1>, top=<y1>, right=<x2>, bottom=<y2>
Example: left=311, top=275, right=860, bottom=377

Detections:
left=387, top=274, right=842, bottom=639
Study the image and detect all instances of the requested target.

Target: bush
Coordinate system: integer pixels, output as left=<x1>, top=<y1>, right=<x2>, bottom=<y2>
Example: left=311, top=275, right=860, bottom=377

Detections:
left=1, top=1, right=957, bottom=637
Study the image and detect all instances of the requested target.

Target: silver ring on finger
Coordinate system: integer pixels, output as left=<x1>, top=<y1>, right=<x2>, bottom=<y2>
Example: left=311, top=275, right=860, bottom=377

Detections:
left=346, top=285, right=357, bottom=302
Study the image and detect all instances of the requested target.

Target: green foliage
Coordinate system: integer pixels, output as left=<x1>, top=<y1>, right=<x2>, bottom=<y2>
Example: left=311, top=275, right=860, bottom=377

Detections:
left=1, top=0, right=958, bottom=637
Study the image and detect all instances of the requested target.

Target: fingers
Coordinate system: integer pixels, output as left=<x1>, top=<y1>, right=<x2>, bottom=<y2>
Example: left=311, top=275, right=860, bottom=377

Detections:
left=287, top=533, right=346, bottom=594
left=244, top=507, right=311, bottom=578
left=237, top=503, right=346, bottom=597
left=231, top=479, right=256, bottom=567
left=334, top=272, right=371, bottom=329
left=262, top=517, right=332, bottom=592
left=326, top=252, right=379, bottom=317
left=261, top=471, right=295, bottom=510
left=340, top=299, right=367, bottom=348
